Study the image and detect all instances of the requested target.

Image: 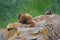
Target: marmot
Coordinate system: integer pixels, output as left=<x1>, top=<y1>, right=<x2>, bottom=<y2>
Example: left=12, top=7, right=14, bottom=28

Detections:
left=45, top=10, right=52, bottom=15
left=18, top=14, right=36, bottom=27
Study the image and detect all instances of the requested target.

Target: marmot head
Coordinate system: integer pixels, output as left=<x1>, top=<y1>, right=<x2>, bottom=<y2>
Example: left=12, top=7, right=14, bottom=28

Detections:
left=18, top=13, right=32, bottom=24
left=45, top=10, right=52, bottom=15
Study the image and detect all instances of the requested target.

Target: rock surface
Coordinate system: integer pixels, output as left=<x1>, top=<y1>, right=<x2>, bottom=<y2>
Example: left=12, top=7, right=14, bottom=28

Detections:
left=0, top=14, right=60, bottom=40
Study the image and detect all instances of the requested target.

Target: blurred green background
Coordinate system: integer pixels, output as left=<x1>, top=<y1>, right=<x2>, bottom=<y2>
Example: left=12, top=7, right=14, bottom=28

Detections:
left=0, top=0, right=60, bottom=28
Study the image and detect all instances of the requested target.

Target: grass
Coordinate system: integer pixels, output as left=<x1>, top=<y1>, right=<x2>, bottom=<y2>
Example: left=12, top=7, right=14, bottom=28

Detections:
left=0, top=0, right=60, bottom=29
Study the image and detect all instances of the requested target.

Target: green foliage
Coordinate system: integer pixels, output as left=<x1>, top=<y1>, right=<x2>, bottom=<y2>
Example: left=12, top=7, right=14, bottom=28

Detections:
left=0, top=0, right=60, bottom=28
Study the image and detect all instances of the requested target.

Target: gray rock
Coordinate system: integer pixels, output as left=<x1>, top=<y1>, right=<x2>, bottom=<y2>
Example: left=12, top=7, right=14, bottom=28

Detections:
left=0, top=30, right=7, bottom=40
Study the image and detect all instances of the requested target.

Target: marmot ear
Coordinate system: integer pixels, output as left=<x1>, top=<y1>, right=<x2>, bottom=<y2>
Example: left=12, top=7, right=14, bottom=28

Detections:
left=18, top=14, right=21, bottom=19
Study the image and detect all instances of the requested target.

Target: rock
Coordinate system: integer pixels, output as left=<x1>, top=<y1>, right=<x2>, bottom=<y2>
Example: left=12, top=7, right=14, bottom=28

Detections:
left=1, top=14, right=60, bottom=40
left=34, top=14, right=60, bottom=40
left=0, top=30, right=7, bottom=40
